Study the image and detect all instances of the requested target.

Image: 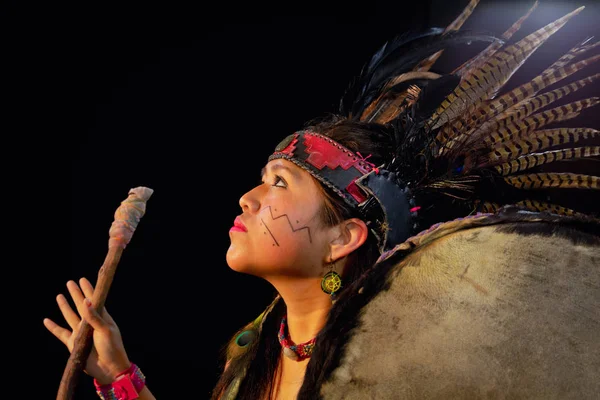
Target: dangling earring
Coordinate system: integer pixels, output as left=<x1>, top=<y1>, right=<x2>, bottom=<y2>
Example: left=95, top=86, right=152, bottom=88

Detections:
left=321, top=255, right=342, bottom=303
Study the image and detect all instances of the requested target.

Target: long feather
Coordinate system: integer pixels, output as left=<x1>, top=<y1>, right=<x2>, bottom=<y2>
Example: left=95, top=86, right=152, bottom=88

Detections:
left=429, top=6, right=586, bottom=135
left=341, top=29, right=500, bottom=119
left=360, top=71, right=440, bottom=123
left=412, top=0, right=481, bottom=73
left=487, top=127, right=600, bottom=163
left=453, top=0, right=540, bottom=79
left=444, top=71, right=600, bottom=155
left=482, top=97, right=600, bottom=147
left=440, top=47, right=600, bottom=152
left=480, top=199, right=591, bottom=217
left=514, top=199, right=590, bottom=217
left=482, top=72, right=600, bottom=126
left=541, top=36, right=600, bottom=72
left=340, top=28, right=445, bottom=118
left=495, top=146, right=600, bottom=175
left=504, top=172, right=599, bottom=189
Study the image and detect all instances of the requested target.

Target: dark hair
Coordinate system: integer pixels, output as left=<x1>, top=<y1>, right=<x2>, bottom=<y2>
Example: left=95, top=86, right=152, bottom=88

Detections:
left=210, top=116, right=394, bottom=400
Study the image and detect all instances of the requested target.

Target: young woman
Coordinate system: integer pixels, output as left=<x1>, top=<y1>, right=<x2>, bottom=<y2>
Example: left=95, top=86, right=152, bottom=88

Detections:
left=48, top=1, right=600, bottom=399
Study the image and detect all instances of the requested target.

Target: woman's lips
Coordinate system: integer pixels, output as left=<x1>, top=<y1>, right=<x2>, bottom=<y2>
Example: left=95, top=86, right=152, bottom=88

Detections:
left=231, top=216, right=248, bottom=232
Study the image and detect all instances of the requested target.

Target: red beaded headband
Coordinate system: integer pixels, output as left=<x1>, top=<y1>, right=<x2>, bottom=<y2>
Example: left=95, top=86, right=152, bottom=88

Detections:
left=269, top=131, right=377, bottom=207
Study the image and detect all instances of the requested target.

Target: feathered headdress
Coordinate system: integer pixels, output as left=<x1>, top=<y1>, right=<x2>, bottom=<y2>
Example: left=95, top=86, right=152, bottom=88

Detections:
left=271, top=0, right=599, bottom=253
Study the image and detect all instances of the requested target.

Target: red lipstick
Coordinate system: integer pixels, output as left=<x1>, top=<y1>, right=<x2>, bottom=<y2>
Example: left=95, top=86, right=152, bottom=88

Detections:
left=230, top=216, right=247, bottom=233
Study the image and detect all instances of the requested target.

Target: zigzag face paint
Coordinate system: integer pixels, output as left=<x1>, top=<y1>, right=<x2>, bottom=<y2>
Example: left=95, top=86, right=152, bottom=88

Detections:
left=259, top=206, right=313, bottom=247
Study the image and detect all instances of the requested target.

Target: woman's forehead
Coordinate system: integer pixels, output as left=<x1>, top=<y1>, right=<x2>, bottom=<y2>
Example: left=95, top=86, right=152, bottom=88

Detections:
left=262, top=159, right=306, bottom=179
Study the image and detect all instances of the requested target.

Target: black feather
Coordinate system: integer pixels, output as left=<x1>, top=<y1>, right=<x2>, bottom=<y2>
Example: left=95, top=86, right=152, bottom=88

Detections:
left=339, top=28, right=444, bottom=117
left=340, top=29, right=502, bottom=119
left=362, top=28, right=444, bottom=79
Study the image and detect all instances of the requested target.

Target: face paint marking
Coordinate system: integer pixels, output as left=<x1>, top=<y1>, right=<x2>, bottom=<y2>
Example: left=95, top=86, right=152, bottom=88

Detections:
left=260, top=205, right=313, bottom=244
left=260, top=217, right=280, bottom=247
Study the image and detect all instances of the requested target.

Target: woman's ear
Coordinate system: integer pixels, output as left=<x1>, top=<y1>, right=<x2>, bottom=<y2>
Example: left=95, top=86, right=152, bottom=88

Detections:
left=329, top=218, right=369, bottom=261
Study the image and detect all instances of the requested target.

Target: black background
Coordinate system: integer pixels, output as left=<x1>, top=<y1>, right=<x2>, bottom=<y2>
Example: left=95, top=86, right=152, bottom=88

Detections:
left=31, top=0, right=600, bottom=398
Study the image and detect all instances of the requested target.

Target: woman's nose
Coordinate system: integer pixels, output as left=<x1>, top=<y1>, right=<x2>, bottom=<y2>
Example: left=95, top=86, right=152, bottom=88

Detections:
left=239, top=186, right=261, bottom=213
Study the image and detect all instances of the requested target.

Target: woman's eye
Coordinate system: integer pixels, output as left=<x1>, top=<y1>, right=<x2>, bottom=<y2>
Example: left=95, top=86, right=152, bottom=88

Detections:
left=273, top=175, right=287, bottom=188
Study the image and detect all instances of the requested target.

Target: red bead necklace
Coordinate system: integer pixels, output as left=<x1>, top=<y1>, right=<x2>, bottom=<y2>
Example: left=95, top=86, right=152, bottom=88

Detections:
left=277, top=315, right=316, bottom=361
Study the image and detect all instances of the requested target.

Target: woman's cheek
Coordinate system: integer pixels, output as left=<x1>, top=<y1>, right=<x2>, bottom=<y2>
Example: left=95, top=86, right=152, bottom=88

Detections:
left=256, top=206, right=314, bottom=251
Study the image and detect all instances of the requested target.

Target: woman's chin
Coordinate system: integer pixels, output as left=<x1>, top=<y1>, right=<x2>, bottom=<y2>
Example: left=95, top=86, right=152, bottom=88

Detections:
left=226, top=245, right=248, bottom=272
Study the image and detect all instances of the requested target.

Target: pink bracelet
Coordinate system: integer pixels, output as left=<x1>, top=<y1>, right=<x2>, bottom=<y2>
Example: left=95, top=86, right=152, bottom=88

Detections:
left=94, top=363, right=146, bottom=400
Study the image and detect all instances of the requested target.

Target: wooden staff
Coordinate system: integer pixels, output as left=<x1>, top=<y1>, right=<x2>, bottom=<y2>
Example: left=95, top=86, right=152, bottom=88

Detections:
left=57, top=186, right=154, bottom=400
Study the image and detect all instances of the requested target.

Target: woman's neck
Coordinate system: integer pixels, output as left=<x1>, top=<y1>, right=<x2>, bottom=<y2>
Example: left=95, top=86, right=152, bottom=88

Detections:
left=271, top=277, right=333, bottom=344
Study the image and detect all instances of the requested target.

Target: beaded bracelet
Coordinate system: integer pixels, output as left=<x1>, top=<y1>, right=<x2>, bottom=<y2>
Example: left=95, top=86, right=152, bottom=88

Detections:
left=94, top=363, right=146, bottom=400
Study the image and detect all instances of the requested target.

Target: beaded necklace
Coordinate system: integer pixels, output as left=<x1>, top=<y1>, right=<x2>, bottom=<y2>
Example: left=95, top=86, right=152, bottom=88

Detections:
left=277, top=315, right=316, bottom=361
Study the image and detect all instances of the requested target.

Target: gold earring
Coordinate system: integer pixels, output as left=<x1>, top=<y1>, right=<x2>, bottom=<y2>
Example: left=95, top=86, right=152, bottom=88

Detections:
left=321, top=257, right=342, bottom=297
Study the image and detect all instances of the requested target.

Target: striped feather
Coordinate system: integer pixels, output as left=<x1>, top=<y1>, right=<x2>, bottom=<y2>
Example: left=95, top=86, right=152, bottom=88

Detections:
left=460, top=73, right=600, bottom=148
left=514, top=199, right=589, bottom=217
left=482, top=97, right=600, bottom=147
left=360, top=71, right=440, bottom=123
left=480, top=201, right=500, bottom=213
left=483, top=72, right=600, bottom=125
left=487, top=128, right=600, bottom=163
left=495, top=146, right=600, bottom=175
left=504, top=172, right=599, bottom=189
left=453, top=1, right=539, bottom=79
left=476, top=199, right=589, bottom=218
left=438, top=52, right=600, bottom=153
left=428, top=6, right=585, bottom=132
left=541, top=37, right=600, bottom=73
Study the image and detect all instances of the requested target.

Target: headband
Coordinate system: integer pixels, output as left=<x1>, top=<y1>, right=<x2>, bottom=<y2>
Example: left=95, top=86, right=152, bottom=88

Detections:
left=269, top=130, right=415, bottom=253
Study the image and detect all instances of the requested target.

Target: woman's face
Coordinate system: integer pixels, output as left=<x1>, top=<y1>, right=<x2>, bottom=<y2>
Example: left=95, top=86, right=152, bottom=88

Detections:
left=226, top=159, right=333, bottom=279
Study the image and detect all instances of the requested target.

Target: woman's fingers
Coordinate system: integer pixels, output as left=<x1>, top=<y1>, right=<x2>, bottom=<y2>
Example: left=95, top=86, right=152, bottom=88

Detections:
left=56, top=293, right=80, bottom=330
left=77, top=296, right=109, bottom=332
left=66, top=280, right=85, bottom=307
left=79, top=277, right=95, bottom=299
left=45, top=277, right=117, bottom=354
left=78, top=277, right=117, bottom=325
left=63, top=279, right=104, bottom=333
left=43, top=317, right=72, bottom=348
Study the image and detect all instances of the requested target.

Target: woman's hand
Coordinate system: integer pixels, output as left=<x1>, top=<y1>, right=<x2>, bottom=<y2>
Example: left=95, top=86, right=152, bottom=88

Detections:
left=44, top=277, right=131, bottom=384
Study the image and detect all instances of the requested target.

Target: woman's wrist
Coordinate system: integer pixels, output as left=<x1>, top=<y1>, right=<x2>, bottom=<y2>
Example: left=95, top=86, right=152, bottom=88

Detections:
left=94, top=361, right=132, bottom=385
left=94, top=363, right=146, bottom=400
